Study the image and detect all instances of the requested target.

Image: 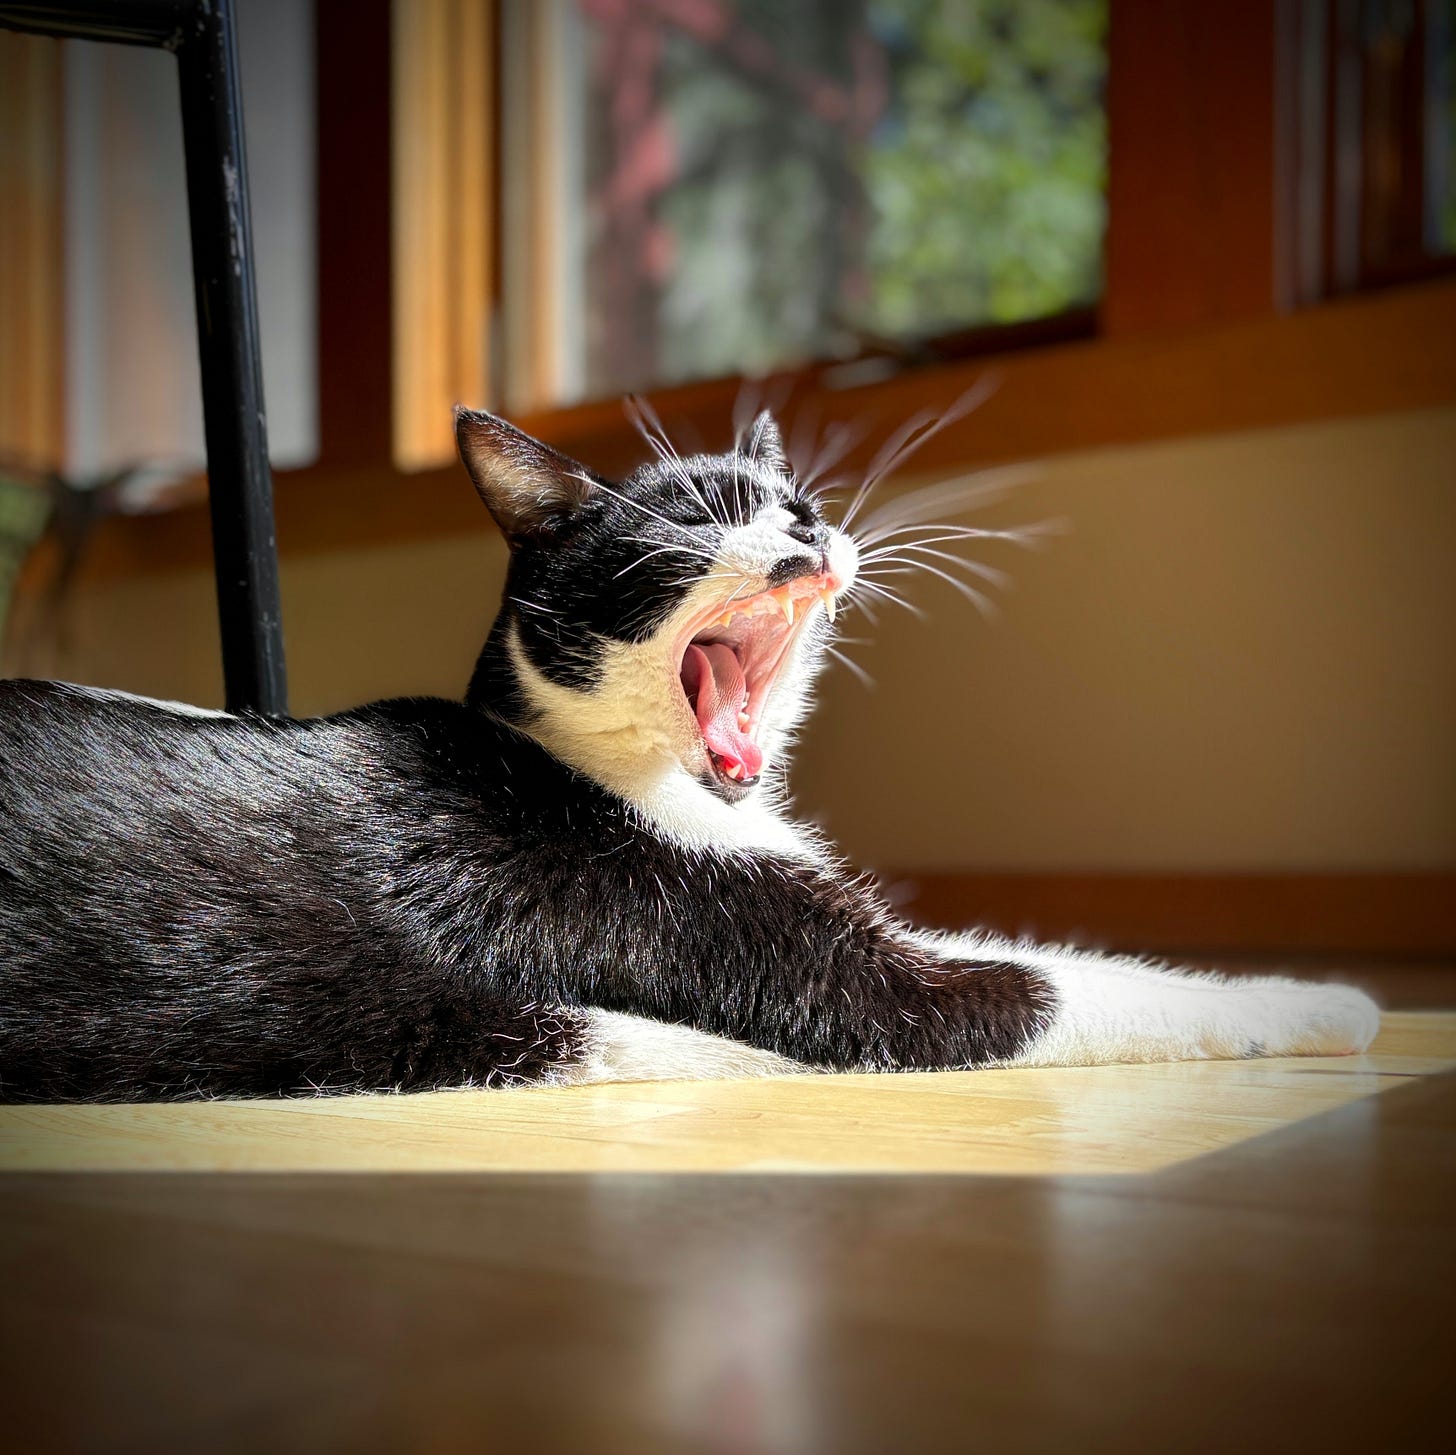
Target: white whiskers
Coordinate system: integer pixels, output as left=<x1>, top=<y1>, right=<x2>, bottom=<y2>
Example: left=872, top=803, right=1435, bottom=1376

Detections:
left=586, top=475, right=708, bottom=545
left=601, top=382, right=1062, bottom=700
left=838, top=375, right=1001, bottom=533
left=625, top=396, right=726, bottom=526
left=819, top=386, right=1067, bottom=670
left=825, top=645, right=877, bottom=691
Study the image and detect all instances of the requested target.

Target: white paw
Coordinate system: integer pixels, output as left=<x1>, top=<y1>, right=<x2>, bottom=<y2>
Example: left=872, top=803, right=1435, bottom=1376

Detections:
left=1261, top=982, right=1382, bottom=1058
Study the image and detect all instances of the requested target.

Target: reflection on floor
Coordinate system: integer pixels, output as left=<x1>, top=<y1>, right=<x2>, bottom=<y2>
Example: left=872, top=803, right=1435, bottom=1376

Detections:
left=3, top=1028, right=1452, bottom=1451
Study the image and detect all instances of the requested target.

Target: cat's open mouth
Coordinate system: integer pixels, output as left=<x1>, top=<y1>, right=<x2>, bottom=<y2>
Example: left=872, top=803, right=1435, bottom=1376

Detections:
left=677, top=573, right=840, bottom=790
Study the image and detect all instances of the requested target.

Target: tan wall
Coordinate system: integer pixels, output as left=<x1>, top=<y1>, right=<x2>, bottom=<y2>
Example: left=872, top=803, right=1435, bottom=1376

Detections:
left=13, top=406, right=1455, bottom=874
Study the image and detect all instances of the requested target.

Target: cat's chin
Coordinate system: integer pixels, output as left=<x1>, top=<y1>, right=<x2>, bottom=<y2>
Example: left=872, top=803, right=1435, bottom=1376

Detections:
left=698, top=762, right=757, bottom=804
left=674, top=570, right=842, bottom=798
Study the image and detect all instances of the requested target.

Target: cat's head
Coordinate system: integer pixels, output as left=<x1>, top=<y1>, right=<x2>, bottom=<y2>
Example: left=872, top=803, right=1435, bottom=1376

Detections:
left=456, top=407, right=857, bottom=809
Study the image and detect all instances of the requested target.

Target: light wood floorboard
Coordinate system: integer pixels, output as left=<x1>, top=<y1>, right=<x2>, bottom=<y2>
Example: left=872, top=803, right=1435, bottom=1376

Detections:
left=0, top=1013, right=1448, bottom=1176
left=1, top=1008, right=1451, bottom=1452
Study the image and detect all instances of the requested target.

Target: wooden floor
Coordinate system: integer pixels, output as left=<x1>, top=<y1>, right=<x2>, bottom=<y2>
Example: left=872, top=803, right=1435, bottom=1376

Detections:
left=1, top=1012, right=1451, bottom=1176
left=1, top=992, right=1453, bottom=1452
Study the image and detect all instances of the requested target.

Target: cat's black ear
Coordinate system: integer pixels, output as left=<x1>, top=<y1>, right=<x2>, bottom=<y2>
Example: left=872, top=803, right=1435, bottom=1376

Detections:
left=741, top=409, right=787, bottom=474
left=455, top=407, right=598, bottom=542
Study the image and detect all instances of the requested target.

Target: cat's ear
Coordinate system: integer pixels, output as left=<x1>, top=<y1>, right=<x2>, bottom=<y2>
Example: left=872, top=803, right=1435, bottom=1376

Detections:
left=454, top=407, right=599, bottom=542
left=741, top=409, right=787, bottom=474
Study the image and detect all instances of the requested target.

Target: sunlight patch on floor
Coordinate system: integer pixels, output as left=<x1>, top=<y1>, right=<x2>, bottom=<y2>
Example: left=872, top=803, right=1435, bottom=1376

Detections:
left=1, top=1013, right=1451, bottom=1175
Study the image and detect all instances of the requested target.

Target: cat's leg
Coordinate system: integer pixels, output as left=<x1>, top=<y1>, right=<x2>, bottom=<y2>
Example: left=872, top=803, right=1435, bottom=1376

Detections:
left=515, top=862, right=1377, bottom=1078
left=530, top=952, right=1377, bottom=1087
left=919, top=932, right=1381, bottom=1067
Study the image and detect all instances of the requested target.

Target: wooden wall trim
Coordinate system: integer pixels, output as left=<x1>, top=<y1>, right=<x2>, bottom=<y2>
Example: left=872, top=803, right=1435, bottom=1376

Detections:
left=0, top=29, right=64, bottom=472
left=1105, top=0, right=1279, bottom=334
left=391, top=0, right=495, bottom=470
left=896, top=873, right=1456, bottom=959
left=316, top=0, right=393, bottom=466
left=72, top=274, right=1456, bottom=580
left=512, top=273, right=1456, bottom=483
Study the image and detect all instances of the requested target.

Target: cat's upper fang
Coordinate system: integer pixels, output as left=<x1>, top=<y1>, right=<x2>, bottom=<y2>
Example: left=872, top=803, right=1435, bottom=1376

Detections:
left=710, top=580, right=839, bottom=631
left=680, top=570, right=845, bottom=794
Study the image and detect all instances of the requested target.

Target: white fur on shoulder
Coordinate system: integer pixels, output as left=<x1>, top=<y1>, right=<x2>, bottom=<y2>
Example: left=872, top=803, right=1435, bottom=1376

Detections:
left=629, top=775, right=818, bottom=860
left=508, top=623, right=818, bottom=860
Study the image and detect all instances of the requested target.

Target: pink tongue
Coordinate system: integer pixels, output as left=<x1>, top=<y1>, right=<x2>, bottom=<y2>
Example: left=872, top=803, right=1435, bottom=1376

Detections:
left=682, top=643, right=763, bottom=781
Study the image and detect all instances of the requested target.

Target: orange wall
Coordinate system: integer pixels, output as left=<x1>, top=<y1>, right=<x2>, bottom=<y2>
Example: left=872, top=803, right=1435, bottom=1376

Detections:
left=11, top=406, right=1454, bottom=874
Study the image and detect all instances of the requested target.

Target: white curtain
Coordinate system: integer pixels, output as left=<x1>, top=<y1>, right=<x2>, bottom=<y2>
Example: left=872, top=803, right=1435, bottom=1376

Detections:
left=62, top=0, right=318, bottom=481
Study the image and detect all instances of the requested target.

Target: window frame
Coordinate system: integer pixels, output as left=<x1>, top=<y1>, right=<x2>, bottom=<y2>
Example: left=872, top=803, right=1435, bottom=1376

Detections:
left=19, top=0, right=1456, bottom=570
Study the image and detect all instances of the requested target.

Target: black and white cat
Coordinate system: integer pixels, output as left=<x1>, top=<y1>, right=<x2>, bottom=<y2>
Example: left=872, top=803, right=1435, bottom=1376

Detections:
left=0, top=407, right=1378, bottom=1100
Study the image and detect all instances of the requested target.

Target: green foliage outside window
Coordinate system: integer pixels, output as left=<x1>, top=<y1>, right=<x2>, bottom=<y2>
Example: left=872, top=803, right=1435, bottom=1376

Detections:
left=582, top=0, right=1108, bottom=396
left=862, top=0, right=1106, bottom=334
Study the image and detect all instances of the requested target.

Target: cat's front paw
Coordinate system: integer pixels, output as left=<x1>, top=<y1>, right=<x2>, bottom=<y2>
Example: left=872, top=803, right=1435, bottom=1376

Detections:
left=1265, top=982, right=1381, bottom=1057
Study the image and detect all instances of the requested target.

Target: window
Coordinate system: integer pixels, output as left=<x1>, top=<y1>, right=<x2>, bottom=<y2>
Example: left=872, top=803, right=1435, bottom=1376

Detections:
left=1280, top=0, right=1456, bottom=305
left=0, top=1, right=317, bottom=482
left=500, top=0, right=1107, bottom=408
left=1424, top=0, right=1455, bottom=250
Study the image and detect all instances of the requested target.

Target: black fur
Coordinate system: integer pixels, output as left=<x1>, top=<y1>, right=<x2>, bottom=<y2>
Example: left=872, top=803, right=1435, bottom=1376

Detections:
left=0, top=414, right=1056, bottom=1101
left=466, top=422, right=802, bottom=699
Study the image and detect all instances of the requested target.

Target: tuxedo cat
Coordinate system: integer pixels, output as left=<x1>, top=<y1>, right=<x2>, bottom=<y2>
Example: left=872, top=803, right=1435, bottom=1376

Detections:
left=0, top=407, right=1378, bottom=1100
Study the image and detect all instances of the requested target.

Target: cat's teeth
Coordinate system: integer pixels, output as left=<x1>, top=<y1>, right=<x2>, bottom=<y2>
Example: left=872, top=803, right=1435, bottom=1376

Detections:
left=781, top=595, right=796, bottom=625
left=823, top=592, right=837, bottom=623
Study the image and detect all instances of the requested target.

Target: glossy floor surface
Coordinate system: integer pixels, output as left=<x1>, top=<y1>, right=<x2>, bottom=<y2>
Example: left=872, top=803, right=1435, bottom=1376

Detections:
left=2, top=999, right=1453, bottom=1452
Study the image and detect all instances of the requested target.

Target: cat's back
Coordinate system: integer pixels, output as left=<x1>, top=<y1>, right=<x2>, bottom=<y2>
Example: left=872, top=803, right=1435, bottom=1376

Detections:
left=0, top=680, right=524, bottom=857
left=2, top=679, right=270, bottom=793
left=0, top=683, right=553, bottom=1099
left=0, top=679, right=342, bottom=818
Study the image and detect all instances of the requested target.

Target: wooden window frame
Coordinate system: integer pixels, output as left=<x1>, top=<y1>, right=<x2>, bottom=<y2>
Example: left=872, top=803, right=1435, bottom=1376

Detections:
left=59, top=0, right=1456, bottom=575
left=391, top=0, right=495, bottom=470
left=0, top=29, right=65, bottom=473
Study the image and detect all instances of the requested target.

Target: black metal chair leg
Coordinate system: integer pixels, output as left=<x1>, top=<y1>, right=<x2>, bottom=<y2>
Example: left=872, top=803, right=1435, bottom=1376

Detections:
left=1, top=0, right=289, bottom=716
left=174, top=0, right=287, bottom=715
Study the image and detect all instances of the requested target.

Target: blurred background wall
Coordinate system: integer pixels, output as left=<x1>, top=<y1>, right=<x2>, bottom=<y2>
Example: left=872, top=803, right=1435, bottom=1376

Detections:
left=14, top=404, right=1453, bottom=877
